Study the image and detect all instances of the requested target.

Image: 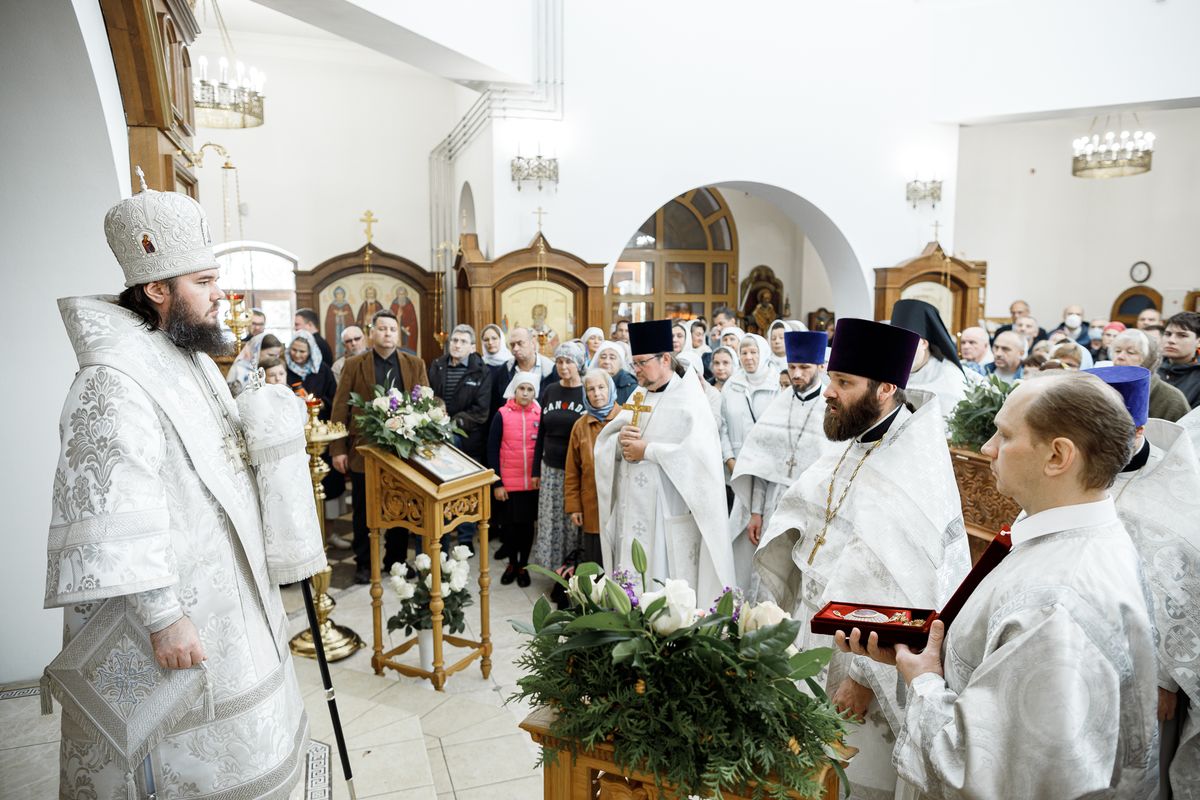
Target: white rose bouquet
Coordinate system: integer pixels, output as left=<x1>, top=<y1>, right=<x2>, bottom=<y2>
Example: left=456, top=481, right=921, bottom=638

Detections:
left=349, top=382, right=465, bottom=459
left=386, top=546, right=474, bottom=636
left=511, top=540, right=848, bottom=799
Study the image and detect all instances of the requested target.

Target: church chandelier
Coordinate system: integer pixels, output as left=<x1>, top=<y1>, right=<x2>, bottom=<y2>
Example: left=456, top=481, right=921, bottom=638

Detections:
left=1071, top=115, right=1154, bottom=178
left=192, top=1, right=265, bottom=129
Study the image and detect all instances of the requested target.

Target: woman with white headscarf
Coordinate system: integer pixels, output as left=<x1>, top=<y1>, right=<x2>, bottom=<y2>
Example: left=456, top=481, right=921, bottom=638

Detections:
left=226, top=332, right=284, bottom=397
left=580, top=326, right=605, bottom=368
left=709, top=345, right=739, bottom=392
left=765, top=319, right=807, bottom=375
left=480, top=323, right=514, bottom=368
left=719, top=333, right=779, bottom=477
left=285, top=330, right=338, bottom=420
left=719, top=326, right=746, bottom=352
left=592, top=340, right=638, bottom=404
left=683, top=318, right=714, bottom=380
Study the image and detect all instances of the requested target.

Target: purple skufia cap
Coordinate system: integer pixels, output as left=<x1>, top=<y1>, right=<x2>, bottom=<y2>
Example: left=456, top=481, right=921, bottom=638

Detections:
left=1084, top=365, right=1151, bottom=426
left=628, top=319, right=674, bottom=356
left=826, top=318, right=920, bottom=388
left=784, top=330, right=827, bottom=365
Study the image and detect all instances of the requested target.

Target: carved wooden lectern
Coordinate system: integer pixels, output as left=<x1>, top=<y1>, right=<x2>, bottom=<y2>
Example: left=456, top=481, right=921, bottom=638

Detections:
left=359, top=444, right=497, bottom=690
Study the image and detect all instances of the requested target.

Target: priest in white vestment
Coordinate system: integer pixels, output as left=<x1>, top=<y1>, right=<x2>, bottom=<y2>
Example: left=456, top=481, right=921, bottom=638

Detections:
left=890, top=299, right=980, bottom=427
left=839, top=372, right=1160, bottom=799
left=1088, top=366, right=1200, bottom=798
left=44, top=180, right=311, bottom=799
left=754, top=318, right=971, bottom=800
left=730, top=331, right=830, bottom=594
left=595, top=320, right=736, bottom=605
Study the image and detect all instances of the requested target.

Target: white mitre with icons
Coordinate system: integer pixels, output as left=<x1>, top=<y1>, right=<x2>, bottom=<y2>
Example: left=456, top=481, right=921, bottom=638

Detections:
left=103, top=166, right=218, bottom=286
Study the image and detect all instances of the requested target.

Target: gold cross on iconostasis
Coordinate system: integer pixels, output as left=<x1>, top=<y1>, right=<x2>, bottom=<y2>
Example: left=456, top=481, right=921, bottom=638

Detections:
left=361, top=210, right=379, bottom=244
left=533, top=206, right=548, bottom=232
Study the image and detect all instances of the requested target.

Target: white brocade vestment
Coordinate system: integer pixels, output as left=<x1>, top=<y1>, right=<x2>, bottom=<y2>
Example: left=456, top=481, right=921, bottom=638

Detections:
left=895, top=509, right=1160, bottom=799
left=729, top=386, right=829, bottom=593
left=46, top=296, right=308, bottom=800
left=1112, top=420, right=1200, bottom=798
left=754, top=391, right=971, bottom=800
left=595, top=374, right=736, bottom=604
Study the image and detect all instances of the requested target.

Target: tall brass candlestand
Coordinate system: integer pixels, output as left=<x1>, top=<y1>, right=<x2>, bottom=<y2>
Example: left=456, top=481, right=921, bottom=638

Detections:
left=225, top=292, right=251, bottom=341
left=290, top=398, right=364, bottom=661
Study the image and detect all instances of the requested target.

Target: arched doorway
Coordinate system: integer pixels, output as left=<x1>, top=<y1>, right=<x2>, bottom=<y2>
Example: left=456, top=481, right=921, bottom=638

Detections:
left=215, top=241, right=298, bottom=344
left=607, top=187, right=739, bottom=326
left=458, top=182, right=476, bottom=234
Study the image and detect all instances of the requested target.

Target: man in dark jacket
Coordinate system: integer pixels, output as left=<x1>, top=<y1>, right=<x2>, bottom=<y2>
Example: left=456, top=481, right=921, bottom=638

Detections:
left=1159, top=311, right=1200, bottom=408
left=429, top=324, right=494, bottom=550
left=491, top=326, right=560, bottom=413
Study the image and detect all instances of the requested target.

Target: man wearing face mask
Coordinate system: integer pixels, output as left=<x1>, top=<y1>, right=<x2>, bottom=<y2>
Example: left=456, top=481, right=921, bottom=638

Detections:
left=1054, top=304, right=1091, bottom=346
left=754, top=317, right=971, bottom=800
left=1087, top=366, right=1200, bottom=796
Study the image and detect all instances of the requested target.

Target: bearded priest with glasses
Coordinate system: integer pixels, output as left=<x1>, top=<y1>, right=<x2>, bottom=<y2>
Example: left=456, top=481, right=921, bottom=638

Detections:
left=754, top=317, right=971, bottom=800
left=594, top=319, right=736, bottom=605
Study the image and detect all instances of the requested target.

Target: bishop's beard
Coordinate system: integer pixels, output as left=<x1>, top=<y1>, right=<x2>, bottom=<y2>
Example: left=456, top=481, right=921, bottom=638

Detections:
left=823, top=388, right=883, bottom=441
left=164, top=299, right=232, bottom=357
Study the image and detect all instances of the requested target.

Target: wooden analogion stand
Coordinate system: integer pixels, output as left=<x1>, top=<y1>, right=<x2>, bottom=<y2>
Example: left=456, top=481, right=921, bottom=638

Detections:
left=360, top=444, right=497, bottom=690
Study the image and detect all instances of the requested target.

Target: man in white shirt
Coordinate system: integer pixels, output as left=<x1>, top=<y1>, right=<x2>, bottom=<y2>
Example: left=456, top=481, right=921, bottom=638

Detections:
left=838, top=372, right=1159, bottom=799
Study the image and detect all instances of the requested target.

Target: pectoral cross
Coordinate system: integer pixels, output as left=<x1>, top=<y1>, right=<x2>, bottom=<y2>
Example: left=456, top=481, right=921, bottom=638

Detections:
left=621, top=391, right=652, bottom=427
left=786, top=455, right=798, bottom=478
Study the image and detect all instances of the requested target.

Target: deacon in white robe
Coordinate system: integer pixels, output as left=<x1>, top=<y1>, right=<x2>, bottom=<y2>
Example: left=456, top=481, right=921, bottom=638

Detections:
left=1089, top=366, right=1200, bottom=797
left=755, top=319, right=971, bottom=800
left=44, top=185, right=309, bottom=800
left=891, top=298, right=980, bottom=426
left=1181, top=405, right=1200, bottom=454
left=730, top=331, right=831, bottom=594
left=841, top=373, right=1159, bottom=799
left=596, top=320, right=736, bottom=604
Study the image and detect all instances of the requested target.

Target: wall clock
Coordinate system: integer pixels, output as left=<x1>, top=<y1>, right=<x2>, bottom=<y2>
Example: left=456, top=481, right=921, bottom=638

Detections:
left=1130, top=261, right=1151, bottom=284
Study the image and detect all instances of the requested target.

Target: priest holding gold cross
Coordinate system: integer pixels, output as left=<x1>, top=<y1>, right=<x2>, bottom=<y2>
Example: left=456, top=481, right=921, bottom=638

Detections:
left=595, top=319, right=736, bottom=604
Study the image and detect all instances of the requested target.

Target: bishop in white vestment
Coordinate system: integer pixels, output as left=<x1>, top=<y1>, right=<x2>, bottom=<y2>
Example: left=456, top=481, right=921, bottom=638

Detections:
left=730, top=331, right=830, bottom=594
left=1090, top=366, right=1200, bottom=797
left=841, top=373, right=1159, bottom=799
left=44, top=184, right=311, bottom=799
left=755, top=319, right=971, bottom=800
left=595, top=320, right=736, bottom=605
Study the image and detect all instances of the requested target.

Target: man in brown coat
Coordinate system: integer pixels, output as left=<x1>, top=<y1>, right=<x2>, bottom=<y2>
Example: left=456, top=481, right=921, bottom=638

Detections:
left=331, top=310, right=429, bottom=582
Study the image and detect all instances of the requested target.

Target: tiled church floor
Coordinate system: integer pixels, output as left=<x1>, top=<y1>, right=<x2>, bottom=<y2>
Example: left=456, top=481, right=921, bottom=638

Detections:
left=0, top=523, right=553, bottom=800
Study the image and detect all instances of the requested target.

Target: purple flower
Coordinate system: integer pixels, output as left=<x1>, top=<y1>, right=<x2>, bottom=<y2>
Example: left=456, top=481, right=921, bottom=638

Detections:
left=709, top=586, right=745, bottom=622
left=389, top=395, right=400, bottom=411
left=610, top=568, right=640, bottom=608
left=411, top=386, right=422, bottom=402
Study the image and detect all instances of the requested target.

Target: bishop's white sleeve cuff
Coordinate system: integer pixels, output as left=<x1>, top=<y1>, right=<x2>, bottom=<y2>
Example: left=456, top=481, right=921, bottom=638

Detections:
left=130, top=586, right=185, bottom=633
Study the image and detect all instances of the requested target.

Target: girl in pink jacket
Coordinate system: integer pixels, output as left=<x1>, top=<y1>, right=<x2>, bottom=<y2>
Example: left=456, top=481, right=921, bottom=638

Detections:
left=487, top=371, right=541, bottom=586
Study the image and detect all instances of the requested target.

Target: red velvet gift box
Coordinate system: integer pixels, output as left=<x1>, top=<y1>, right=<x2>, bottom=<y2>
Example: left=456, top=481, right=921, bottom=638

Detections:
left=810, top=528, right=1013, bottom=649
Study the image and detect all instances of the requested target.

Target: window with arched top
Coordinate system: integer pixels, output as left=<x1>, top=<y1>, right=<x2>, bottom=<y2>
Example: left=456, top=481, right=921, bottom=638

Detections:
left=215, top=241, right=297, bottom=343
left=608, top=187, right=738, bottom=325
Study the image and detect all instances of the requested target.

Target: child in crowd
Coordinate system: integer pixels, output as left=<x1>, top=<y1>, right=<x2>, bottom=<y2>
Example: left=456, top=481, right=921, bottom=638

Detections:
left=487, top=371, right=541, bottom=587
left=260, top=356, right=287, bottom=386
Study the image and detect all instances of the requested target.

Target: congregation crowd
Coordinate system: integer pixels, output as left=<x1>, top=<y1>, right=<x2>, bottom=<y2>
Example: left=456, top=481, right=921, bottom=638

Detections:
left=222, top=299, right=1200, bottom=595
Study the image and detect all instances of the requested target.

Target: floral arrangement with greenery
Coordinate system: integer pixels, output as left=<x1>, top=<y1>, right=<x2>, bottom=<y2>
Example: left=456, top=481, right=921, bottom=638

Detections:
left=387, top=546, right=474, bottom=636
left=947, top=374, right=1018, bottom=451
left=511, top=542, right=849, bottom=799
left=349, top=383, right=464, bottom=459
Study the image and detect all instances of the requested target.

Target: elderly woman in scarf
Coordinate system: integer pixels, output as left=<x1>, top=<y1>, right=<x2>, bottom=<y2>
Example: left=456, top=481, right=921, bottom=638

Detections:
left=226, top=332, right=284, bottom=397
left=591, top=340, right=638, bottom=404
left=719, top=333, right=779, bottom=476
left=564, top=367, right=618, bottom=566
left=286, top=330, right=338, bottom=420
left=719, top=325, right=746, bottom=352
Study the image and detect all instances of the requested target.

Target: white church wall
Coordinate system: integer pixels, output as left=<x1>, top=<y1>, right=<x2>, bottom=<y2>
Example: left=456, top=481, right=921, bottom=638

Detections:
left=452, top=116, right=495, bottom=258
left=0, top=0, right=128, bottom=683
left=485, top=3, right=962, bottom=318
left=193, top=31, right=460, bottom=272
left=955, top=107, right=1200, bottom=324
